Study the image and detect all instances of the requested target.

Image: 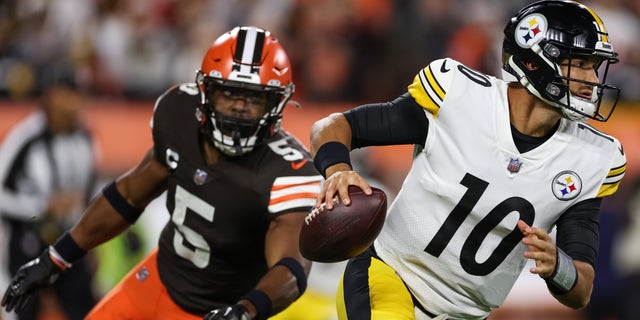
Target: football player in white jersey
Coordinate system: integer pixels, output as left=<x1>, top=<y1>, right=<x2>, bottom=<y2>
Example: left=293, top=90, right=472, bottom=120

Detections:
left=309, top=1, right=626, bottom=319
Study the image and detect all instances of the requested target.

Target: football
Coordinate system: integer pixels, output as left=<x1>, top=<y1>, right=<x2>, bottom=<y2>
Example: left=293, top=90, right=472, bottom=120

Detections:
left=299, top=186, right=387, bottom=263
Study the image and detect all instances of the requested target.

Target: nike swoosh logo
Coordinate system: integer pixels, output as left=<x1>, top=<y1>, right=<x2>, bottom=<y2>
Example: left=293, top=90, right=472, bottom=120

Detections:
left=440, top=59, right=450, bottom=73
left=291, top=159, right=308, bottom=170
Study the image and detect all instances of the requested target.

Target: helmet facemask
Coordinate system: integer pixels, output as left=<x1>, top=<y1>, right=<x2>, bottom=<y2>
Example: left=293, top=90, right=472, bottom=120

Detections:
left=196, top=70, right=293, bottom=157
left=554, top=53, right=619, bottom=122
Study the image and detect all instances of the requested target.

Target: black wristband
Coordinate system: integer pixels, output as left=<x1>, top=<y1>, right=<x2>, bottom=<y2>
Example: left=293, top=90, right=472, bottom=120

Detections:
left=52, top=232, right=87, bottom=264
left=102, top=181, right=143, bottom=224
left=313, top=141, right=351, bottom=178
left=241, top=289, right=272, bottom=320
left=275, top=258, right=307, bottom=296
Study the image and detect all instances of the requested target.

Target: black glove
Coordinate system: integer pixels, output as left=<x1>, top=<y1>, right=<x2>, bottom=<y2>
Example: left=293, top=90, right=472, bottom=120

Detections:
left=1, top=248, right=64, bottom=313
left=203, top=304, right=251, bottom=320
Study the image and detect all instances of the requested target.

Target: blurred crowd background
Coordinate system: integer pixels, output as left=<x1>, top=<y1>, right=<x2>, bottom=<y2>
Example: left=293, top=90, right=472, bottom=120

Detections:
left=1, top=0, right=640, bottom=320
left=1, top=0, right=640, bottom=102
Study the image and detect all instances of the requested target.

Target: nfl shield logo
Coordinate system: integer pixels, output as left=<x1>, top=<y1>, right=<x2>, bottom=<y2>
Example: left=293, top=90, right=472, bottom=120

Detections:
left=193, top=169, right=207, bottom=185
left=507, top=158, right=522, bottom=173
left=136, top=267, right=149, bottom=281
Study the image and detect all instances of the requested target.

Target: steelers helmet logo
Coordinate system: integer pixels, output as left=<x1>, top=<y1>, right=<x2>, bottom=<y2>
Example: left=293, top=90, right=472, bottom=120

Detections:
left=515, top=13, right=548, bottom=48
left=552, top=170, right=582, bottom=200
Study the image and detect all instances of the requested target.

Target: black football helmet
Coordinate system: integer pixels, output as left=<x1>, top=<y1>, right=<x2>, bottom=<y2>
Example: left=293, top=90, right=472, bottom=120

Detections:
left=502, top=0, right=620, bottom=122
left=195, top=26, right=294, bottom=156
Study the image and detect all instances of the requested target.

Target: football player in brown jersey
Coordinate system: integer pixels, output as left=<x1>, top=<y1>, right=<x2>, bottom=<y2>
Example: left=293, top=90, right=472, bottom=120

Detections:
left=2, top=26, right=322, bottom=320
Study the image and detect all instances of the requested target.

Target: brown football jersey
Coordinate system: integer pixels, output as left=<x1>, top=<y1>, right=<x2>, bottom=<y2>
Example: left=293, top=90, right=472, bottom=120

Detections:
left=151, top=83, right=322, bottom=314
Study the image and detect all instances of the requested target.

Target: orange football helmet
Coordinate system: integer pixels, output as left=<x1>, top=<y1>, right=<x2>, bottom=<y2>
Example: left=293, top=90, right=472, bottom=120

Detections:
left=196, top=26, right=294, bottom=156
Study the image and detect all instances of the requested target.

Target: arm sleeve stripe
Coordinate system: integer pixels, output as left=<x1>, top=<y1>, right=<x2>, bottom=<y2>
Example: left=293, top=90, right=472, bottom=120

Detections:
left=408, top=67, right=443, bottom=117
left=606, top=163, right=626, bottom=179
left=272, top=184, right=320, bottom=198
left=597, top=181, right=622, bottom=198
left=598, top=164, right=625, bottom=197
left=423, top=66, right=446, bottom=100
left=408, top=76, right=440, bottom=116
left=269, top=176, right=321, bottom=213
left=270, top=192, right=319, bottom=206
left=598, top=162, right=626, bottom=197
left=599, top=162, right=626, bottom=197
left=271, top=178, right=322, bottom=191
left=268, top=198, right=316, bottom=214
left=272, top=175, right=323, bottom=186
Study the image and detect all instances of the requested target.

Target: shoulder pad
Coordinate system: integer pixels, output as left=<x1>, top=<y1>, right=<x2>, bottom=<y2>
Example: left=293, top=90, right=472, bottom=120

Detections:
left=151, top=83, right=200, bottom=129
left=407, top=58, right=460, bottom=117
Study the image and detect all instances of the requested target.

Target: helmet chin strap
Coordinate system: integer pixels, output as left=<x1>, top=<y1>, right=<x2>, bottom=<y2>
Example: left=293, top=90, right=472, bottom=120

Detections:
left=560, top=88, right=597, bottom=122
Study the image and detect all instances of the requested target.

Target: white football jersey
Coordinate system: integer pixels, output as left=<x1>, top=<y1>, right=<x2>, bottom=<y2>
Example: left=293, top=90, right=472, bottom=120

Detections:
left=374, top=58, right=626, bottom=319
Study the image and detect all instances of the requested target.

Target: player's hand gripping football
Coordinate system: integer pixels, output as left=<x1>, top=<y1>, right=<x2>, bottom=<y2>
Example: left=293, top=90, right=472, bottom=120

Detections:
left=1, top=248, right=64, bottom=313
left=203, top=304, right=251, bottom=320
left=317, top=163, right=371, bottom=209
left=517, top=220, right=557, bottom=278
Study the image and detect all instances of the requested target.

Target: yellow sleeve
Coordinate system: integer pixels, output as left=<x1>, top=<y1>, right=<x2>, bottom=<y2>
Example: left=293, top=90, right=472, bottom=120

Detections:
left=597, top=138, right=626, bottom=197
left=407, top=58, right=453, bottom=118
